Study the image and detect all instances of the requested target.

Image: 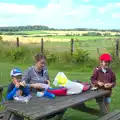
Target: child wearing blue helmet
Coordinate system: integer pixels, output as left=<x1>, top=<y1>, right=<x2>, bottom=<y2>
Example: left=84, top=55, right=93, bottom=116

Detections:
left=7, top=68, right=30, bottom=100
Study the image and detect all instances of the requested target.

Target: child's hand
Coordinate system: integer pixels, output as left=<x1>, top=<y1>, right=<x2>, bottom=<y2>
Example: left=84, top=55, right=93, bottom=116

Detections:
left=15, top=82, right=20, bottom=88
left=31, top=83, right=41, bottom=89
left=104, top=83, right=112, bottom=89
left=45, top=80, right=50, bottom=86
left=98, top=81, right=104, bottom=87
left=19, top=81, right=26, bottom=87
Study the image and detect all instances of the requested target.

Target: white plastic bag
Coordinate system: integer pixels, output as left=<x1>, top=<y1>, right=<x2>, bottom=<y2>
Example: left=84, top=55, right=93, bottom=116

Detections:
left=66, top=81, right=84, bottom=95
left=53, top=72, right=84, bottom=95
left=53, top=72, right=69, bottom=87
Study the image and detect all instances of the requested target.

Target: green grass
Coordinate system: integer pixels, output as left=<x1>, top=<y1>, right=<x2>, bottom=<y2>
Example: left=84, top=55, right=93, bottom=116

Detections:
left=0, top=62, right=119, bottom=120
left=43, top=35, right=117, bottom=40
left=3, top=30, right=50, bottom=35
left=19, top=30, right=50, bottom=34
left=23, top=35, right=117, bottom=41
left=26, top=38, right=115, bottom=58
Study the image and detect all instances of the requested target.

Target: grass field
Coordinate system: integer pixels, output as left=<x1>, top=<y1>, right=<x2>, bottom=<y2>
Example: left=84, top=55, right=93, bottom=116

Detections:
left=1, top=29, right=119, bottom=44
left=0, top=62, right=119, bottom=120
left=1, top=35, right=117, bottom=43
left=4, top=30, right=119, bottom=35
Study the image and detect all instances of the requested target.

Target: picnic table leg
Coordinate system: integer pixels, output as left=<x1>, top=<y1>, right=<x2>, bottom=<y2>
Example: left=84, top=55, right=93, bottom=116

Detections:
left=72, top=103, right=100, bottom=116
left=96, top=97, right=108, bottom=116
left=53, top=110, right=66, bottom=120
left=3, top=111, right=12, bottom=120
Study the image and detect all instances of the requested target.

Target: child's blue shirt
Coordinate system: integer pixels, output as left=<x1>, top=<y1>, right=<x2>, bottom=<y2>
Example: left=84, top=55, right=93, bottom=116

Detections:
left=7, top=83, right=30, bottom=100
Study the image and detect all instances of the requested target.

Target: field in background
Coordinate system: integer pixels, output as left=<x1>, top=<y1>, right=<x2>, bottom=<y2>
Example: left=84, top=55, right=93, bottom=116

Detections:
left=1, top=35, right=118, bottom=43
left=4, top=30, right=119, bottom=35
left=1, top=30, right=119, bottom=43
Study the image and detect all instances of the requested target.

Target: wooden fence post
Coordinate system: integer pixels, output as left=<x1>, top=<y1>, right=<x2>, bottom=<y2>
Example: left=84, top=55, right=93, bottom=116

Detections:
left=16, top=37, right=19, bottom=48
left=41, top=38, right=44, bottom=54
left=116, top=38, right=119, bottom=57
left=97, top=48, right=100, bottom=57
left=71, top=38, right=74, bottom=55
left=97, top=48, right=100, bottom=63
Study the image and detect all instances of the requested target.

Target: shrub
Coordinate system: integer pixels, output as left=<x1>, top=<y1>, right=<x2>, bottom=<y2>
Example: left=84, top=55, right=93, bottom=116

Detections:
left=4, top=47, right=30, bottom=62
left=71, top=49, right=89, bottom=63
left=0, top=36, right=2, bottom=41
left=57, top=49, right=90, bottom=65
left=108, top=46, right=120, bottom=68
left=44, top=50, right=58, bottom=64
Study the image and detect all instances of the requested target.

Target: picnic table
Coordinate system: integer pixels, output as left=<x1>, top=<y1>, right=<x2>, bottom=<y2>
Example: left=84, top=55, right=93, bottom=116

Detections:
left=3, top=89, right=110, bottom=120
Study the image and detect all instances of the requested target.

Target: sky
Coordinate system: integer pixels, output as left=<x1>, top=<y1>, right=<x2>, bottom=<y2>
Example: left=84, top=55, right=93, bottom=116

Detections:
left=0, top=0, right=120, bottom=29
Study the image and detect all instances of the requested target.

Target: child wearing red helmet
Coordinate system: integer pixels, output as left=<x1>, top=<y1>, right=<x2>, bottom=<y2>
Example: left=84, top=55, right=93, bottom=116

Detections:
left=91, top=53, right=116, bottom=112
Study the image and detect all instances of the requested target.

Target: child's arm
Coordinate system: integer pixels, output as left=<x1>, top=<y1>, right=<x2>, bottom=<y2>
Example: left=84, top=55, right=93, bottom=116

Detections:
left=104, top=72, right=116, bottom=89
left=111, top=72, right=116, bottom=87
left=7, top=87, right=19, bottom=100
left=23, top=87, right=30, bottom=96
left=91, top=69, right=99, bottom=86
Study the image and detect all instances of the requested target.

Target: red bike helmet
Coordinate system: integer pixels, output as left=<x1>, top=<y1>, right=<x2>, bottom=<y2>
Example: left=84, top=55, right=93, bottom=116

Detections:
left=100, top=53, right=112, bottom=62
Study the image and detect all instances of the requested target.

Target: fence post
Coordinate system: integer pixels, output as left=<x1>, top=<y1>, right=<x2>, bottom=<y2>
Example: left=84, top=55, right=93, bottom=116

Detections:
left=116, top=38, right=119, bottom=57
left=71, top=38, right=74, bottom=55
left=97, top=48, right=100, bottom=57
left=41, top=38, right=44, bottom=54
left=16, top=37, right=19, bottom=48
left=97, top=48, right=100, bottom=63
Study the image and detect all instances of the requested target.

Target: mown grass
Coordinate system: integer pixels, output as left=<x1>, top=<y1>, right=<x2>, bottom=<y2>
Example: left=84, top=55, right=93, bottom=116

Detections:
left=0, top=62, right=119, bottom=120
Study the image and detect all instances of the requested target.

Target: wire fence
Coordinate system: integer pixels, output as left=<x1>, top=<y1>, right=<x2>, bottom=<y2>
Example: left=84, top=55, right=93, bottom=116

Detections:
left=3, top=37, right=120, bottom=58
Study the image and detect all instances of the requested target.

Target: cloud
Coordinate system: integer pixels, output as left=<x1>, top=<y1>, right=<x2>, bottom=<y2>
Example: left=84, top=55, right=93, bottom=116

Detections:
left=98, top=7, right=105, bottom=14
left=116, top=2, right=120, bottom=7
left=0, top=0, right=120, bottom=29
left=83, top=0, right=89, bottom=2
left=0, top=3, right=37, bottom=15
left=0, top=0, right=95, bottom=28
left=95, top=19, right=104, bottom=25
left=112, top=13, right=120, bottom=18
left=98, top=2, right=120, bottom=14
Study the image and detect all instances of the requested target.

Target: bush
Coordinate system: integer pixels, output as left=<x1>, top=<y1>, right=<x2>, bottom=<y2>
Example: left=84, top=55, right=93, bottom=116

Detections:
left=0, top=36, right=2, bottom=41
left=44, top=50, right=58, bottom=64
left=108, top=46, right=120, bottom=68
left=4, top=47, right=30, bottom=62
left=71, top=49, right=89, bottom=63
left=56, top=49, right=90, bottom=65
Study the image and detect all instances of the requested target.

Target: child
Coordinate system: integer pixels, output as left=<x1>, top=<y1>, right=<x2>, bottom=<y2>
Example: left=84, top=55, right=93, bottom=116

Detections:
left=7, top=68, right=30, bottom=100
left=91, top=53, right=116, bottom=112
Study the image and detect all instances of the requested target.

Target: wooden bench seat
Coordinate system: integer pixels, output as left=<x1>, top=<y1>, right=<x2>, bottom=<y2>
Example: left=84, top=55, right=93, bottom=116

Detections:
left=98, top=110, right=120, bottom=120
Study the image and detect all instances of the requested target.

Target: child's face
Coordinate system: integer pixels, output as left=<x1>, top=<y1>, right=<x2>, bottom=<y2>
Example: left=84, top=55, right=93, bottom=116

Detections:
left=100, top=61, right=110, bottom=68
left=12, top=75, right=22, bottom=84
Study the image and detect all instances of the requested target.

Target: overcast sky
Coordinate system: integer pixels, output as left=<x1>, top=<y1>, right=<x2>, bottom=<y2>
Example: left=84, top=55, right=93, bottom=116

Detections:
left=0, top=0, right=120, bottom=29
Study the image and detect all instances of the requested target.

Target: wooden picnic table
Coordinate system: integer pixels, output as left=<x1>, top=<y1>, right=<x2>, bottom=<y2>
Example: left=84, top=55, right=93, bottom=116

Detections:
left=3, top=89, right=110, bottom=120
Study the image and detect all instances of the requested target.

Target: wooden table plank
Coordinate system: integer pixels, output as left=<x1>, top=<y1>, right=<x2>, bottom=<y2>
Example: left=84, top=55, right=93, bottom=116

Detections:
left=5, top=89, right=110, bottom=120
left=29, top=89, right=110, bottom=120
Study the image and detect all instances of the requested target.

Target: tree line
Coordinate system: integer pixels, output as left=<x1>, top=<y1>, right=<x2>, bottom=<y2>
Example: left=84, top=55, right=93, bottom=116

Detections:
left=0, top=25, right=120, bottom=32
